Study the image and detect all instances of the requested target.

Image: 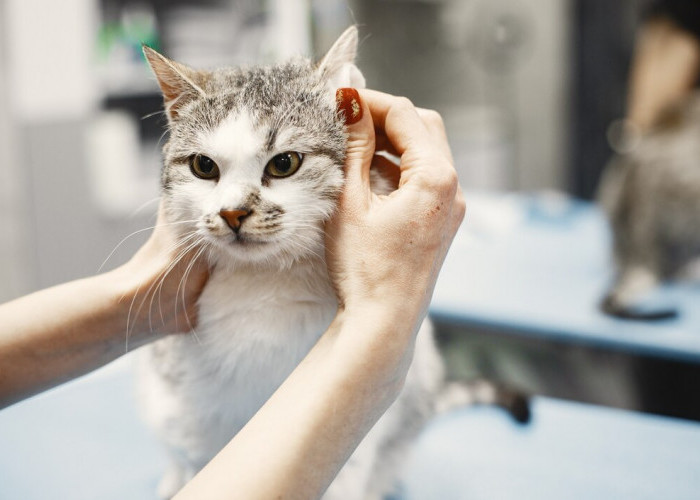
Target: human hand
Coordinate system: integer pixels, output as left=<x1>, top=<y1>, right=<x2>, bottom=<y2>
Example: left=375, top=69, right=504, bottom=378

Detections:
left=325, top=88, right=465, bottom=340
left=115, top=205, right=209, bottom=343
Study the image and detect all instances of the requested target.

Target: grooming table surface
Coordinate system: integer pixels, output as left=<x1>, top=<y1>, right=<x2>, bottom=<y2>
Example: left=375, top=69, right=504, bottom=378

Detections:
left=431, top=192, right=700, bottom=361
left=2, top=356, right=699, bottom=500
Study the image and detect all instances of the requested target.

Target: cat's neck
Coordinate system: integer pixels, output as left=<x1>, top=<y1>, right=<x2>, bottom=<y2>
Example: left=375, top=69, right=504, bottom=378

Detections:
left=210, top=252, right=326, bottom=276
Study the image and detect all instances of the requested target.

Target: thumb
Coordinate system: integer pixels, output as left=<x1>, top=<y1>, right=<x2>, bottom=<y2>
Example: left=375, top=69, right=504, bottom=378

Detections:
left=336, top=88, right=374, bottom=201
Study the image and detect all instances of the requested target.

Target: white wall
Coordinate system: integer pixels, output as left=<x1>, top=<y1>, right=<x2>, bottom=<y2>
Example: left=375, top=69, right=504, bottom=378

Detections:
left=514, top=0, right=571, bottom=190
left=0, top=2, right=30, bottom=300
left=5, top=0, right=98, bottom=123
left=2, top=0, right=154, bottom=291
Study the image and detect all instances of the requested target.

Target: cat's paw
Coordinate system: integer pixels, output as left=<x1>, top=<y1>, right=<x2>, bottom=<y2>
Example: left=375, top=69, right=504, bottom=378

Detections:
left=600, top=293, right=678, bottom=321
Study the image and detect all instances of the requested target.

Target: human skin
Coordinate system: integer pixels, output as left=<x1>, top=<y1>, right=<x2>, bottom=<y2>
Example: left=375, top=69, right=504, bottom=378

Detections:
left=0, top=210, right=209, bottom=407
left=626, top=16, right=700, bottom=131
left=0, top=88, right=464, bottom=499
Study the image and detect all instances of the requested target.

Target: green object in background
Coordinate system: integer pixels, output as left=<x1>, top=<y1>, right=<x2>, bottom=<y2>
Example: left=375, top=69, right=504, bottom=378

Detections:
left=96, top=8, right=160, bottom=65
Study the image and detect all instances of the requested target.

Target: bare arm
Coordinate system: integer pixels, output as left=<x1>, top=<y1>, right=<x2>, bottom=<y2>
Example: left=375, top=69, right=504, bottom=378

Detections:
left=627, top=16, right=700, bottom=131
left=174, top=89, right=465, bottom=500
left=0, top=213, right=208, bottom=408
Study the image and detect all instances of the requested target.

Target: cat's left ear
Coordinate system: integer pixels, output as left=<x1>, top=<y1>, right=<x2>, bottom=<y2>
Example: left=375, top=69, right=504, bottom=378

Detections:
left=317, top=26, right=366, bottom=90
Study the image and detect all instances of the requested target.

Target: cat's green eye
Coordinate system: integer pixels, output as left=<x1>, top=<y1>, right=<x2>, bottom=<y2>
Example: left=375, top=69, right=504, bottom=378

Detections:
left=265, top=152, right=303, bottom=178
left=190, top=154, right=220, bottom=180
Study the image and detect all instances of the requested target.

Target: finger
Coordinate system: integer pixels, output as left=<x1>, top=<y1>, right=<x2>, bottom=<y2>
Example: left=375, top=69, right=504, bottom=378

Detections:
left=336, top=88, right=374, bottom=205
left=360, top=90, right=456, bottom=194
left=416, top=108, right=453, bottom=163
left=374, top=109, right=452, bottom=162
left=359, top=89, right=433, bottom=157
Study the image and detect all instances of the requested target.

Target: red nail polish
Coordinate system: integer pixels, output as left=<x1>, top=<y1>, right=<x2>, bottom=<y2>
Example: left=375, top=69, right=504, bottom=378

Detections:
left=336, top=88, right=363, bottom=125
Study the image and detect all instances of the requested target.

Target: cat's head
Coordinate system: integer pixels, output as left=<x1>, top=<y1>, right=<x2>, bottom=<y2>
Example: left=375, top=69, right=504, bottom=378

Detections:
left=144, top=27, right=364, bottom=269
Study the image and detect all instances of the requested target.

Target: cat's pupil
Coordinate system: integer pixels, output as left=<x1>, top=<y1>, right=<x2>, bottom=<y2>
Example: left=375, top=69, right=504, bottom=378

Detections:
left=274, top=154, right=292, bottom=174
left=199, top=156, right=215, bottom=173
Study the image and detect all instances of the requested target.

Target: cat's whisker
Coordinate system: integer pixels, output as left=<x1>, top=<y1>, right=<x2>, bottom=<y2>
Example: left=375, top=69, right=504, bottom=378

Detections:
left=156, top=128, right=170, bottom=149
left=168, top=237, right=205, bottom=318
left=141, top=109, right=167, bottom=121
left=125, top=230, right=202, bottom=347
left=124, top=282, right=143, bottom=353
left=149, top=232, right=202, bottom=332
left=146, top=234, right=203, bottom=331
left=130, top=197, right=161, bottom=218
left=178, top=245, right=208, bottom=344
left=99, top=219, right=201, bottom=273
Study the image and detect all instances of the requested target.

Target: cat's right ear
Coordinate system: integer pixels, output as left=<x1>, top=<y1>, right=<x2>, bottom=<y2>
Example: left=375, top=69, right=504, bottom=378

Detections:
left=142, top=46, right=207, bottom=121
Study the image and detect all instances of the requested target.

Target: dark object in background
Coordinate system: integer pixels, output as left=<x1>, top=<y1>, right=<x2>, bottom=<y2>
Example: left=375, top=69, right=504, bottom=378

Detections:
left=648, top=0, right=700, bottom=39
left=569, top=0, right=640, bottom=199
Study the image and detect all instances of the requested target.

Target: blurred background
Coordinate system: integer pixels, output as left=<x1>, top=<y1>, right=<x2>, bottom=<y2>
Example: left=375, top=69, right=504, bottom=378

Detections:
left=0, top=0, right=623, bottom=297
left=2, top=0, right=699, bottom=422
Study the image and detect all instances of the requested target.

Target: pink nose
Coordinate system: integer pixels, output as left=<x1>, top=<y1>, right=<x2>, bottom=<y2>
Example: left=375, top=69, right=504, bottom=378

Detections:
left=219, top=209, right=250, bottom=231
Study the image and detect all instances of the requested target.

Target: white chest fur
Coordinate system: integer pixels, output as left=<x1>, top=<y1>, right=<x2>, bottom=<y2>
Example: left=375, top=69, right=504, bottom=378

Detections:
left=196, top=259, right=337, bottom=385
left=139, top=259, right=338, bottom=461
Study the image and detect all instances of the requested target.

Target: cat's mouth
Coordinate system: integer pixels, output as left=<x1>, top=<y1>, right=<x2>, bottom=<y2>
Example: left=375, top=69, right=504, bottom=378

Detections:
left=226, top=232, right=269, bottom=247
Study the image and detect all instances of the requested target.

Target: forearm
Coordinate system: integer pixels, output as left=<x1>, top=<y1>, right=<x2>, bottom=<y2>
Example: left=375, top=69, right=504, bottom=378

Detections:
left=0, top=268, right=141, bottom=408
left=627, top=17, right=700, bottom=130
left=175, top=304, right=416, bottom=500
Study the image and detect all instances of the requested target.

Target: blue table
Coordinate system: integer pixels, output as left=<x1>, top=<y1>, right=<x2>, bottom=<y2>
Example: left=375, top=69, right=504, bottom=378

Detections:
left=403, top=397, right=700, bottom=500
left=2, top=357, right=700, bottom=499
left=430, top=192, right=700, bottom=362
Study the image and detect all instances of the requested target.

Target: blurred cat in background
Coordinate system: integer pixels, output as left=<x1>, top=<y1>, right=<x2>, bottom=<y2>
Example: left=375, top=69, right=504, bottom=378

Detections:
left=598, top=93, right=700, bottom=319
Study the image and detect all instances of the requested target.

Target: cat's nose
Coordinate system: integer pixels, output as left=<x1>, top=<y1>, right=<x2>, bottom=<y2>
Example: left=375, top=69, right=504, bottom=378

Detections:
left=219, top=209, right=250, bottom=232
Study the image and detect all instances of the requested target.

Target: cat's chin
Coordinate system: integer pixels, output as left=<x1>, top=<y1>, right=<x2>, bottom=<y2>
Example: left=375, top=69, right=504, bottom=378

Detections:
left=208, top=237, right=323, bottom=270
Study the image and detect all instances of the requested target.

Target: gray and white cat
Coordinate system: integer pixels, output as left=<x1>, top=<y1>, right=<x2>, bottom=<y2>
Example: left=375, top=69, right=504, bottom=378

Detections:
left=137, top=27, right=525, bottom=499
left=599, top=94, right=700, bottom=320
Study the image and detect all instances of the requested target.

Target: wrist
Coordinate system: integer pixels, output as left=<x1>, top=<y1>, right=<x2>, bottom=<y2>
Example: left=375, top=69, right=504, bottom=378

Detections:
left=339, top=290, right=428, bottom=337
left=326, top=301, right=423, bottom=401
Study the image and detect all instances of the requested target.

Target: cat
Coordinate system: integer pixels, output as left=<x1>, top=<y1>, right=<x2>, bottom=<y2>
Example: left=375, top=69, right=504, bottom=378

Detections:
left=598, top=93, right=700, bottom=320
left=137, top=27, right=527, bottom=500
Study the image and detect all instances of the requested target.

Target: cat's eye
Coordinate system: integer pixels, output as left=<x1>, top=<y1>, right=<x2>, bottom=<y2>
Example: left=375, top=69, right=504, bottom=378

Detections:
left=190, top=154, right=220, bottom=180
left=265, top=152, right=303, bottom=178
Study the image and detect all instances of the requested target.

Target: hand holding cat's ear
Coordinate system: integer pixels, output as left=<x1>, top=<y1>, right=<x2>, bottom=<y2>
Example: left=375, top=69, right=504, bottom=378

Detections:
left=326, top=89, right=465, bottom=330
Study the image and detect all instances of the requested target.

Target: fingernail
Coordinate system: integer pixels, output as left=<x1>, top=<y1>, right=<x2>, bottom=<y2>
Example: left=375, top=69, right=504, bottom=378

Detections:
left=336, top=88, right=363, bottom=125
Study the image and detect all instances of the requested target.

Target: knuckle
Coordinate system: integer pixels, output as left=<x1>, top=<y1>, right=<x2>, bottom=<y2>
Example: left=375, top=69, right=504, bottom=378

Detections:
left=415, top=159, right=458, bottom=194
left=436, top=166, right=459, bottom=192
left=455, top=196, right=467, bottom=221
left=423, top=109, right=445, bottom=129
left=394, top=96, right=415, bottom=111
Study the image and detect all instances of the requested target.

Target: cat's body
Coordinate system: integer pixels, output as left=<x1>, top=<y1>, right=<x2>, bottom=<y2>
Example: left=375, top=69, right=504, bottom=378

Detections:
left=137, top=27, right=449, bottom=499
left=140, top=258, right=445, bottom=499
left=138, top=27, right=526, bottom=499
left=599, top=93, right=700, bottom=319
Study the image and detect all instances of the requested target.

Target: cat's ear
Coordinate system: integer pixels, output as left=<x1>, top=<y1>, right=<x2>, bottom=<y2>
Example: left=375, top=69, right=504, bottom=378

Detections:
left=317, top=26, right=366, bottom=90
left=142, top=46, right=207, bottom=121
